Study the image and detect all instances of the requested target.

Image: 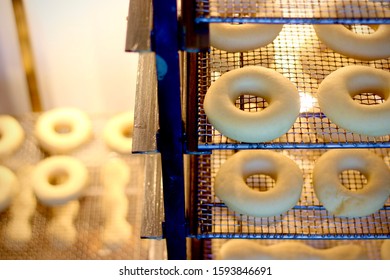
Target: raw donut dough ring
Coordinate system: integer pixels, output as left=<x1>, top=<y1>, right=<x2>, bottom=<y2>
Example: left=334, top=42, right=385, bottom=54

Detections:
left=204, top=66, right=300, bottom=143
left=214, top=150, right=303, bottom=217
left=210, top=1, right=283, bottom=52
left=312, top=1, right=390, bottom=61
left=32, top=156, right=89, bottom=206
left=317, top=65, right=390, bottom=137
left=0, top=165, right=19, bottom=212
left=313, top=149, right=390, bottom=218
left=0, top=115, right=25, bottom=158
left=103, top=112, right=133, bottom=154
left=210, top=24, right=283, bottom=52
left=35, top=107, right=92, bottom=154
left=218, top=240, right=367, bottom=260
left=313, top=24, right=390, bottom=61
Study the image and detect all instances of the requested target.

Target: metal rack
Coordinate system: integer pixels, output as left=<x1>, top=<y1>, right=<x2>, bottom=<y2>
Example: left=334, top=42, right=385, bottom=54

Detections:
left=189, top=149, right=390, bottom=239
left=130, top=0, right=390, bottom=259
left=187, top=24, right=390, bottom=151
left=195, top=0, right=390, bottom=23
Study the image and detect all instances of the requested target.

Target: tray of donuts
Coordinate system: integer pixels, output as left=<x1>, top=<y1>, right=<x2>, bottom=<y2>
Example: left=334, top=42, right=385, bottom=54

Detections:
left=190, top=21, right=390, bottom=150
left=197, top=0, right=390, bottom=22
left=0, top=108, right=154, bottom=259
left=206, top=239, right=390, bottom=260
left=190, top=149, right=390, bottom=238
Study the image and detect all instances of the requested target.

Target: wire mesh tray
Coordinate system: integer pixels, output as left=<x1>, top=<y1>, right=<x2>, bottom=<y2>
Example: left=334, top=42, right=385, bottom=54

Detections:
left=190, top=149, right=390, bottom=239
left=195, top=0, right=390, bottom=23
left=0, top=114, right=163, bottom=260
left=203, top=239, right=386, bottom=259
left=191, top=24, right=390, bottom=151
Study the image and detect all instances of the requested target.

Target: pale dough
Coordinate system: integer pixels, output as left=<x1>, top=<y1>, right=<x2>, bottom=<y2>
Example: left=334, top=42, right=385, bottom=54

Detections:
left=218, top=240, right=368, bottom=260
left=101, top=158, right=132, bottom=249
left=204, top=66, right=300, bottom=143
left=0, top=115, right=25, bottom=158
left=317, top=65, right=390, bottom=137
left=35, top=107, right=92, bottom=154
left=32, top=156, right=89, bottom=206
left=215, top=150, right=303, bottom=217
left=313, top=149, right=390, bottom=217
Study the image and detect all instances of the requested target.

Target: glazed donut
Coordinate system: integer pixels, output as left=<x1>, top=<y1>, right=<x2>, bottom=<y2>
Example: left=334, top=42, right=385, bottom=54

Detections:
left=218, top=240, right=367, bottom=260
left=381, top=240, right=390, bottom=260
left=0, top=165, right=19, bottom=212
left=210, top=24, right=283, bottom=52
left=35, top=107, right=92, bottom=154
left=0, top=115, right=25, bottom=158
left=103, top=112, right=133, bottom=154
left=313, top=24, right=390, bottom=60
left=313, top=149, right=390, bottom=218
left=317, top=65, right=390, bottom=137
left=203, top=66, right=300, bottom=143
left=32, top=156, right=89, bottom=206
left=214, top=150, right=303, bottom=217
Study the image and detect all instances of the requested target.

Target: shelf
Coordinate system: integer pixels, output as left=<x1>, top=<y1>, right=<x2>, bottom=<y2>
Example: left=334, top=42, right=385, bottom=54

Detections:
left=190, top=149, right=390, bottom=239
left=204, top=239, right=386, bottom=259
left=195, top=0, right=390, bottom=24
left=0, top=114, right=164, bottom=260
left=189, top=24, right=390, bottom=151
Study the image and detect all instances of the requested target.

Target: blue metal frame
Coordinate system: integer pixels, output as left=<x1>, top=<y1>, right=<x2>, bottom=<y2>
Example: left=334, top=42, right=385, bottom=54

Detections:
left=151, top=0, right=187, bottom=259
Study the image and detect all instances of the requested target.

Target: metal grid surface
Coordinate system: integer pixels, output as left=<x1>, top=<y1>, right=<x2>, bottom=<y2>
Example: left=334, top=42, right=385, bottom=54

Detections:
left=196, top=0, right=390, bottom=23
left=205, top=239, right=386, bottom=259
left=0, top=114, right=163, bottom=260
left=195, top=24, right=390, bottom=150
left=192, top=149, right=390, bottom=239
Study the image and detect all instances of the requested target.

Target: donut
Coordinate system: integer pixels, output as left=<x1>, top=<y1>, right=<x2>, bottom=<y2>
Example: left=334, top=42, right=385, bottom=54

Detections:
left=203, top=66, right=300, bottom=143
left=101, top=158, right=132, bottom=249
left=103, top=112, right=133, bottom=154
left=313, top=149, right=390, bottom=218
left=0, top=165, right=19, bottom=212
left=0, top=115, right=25, bottom=158
left=317, top=65, right=390, bottom=137
left=218, top=240, right=367, bottom=260
left=210, top=2, right=283, bottom=52
left=313, top=24, right=390, bottom=60
left=312, top=1, right=390, bottom=61
left=210, top=24, right=283, bottom=52
left=214, top=150, right=303, bottom=217
left=32, top=156, right=89, bottom=206
left=35, top=107, right=92, bottom=154
left=381, top=240, right=390, bottom=260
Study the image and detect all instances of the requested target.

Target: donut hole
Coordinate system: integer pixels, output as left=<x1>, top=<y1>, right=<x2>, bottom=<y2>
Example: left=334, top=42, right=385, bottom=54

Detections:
left=246, top=174, right=275, bottom=192
left=54, top=123, right=73, bottom=134
left=344, top=24, right=377, bottom=35
left=236, top=94, right=269, bottom=112
left=339, top=169, right=367, bottom=191
left=48, top=169, right=70, bottom=186
left=352, top=92, right=385, bottom=106
left=121, top=125, right=133, bottom=138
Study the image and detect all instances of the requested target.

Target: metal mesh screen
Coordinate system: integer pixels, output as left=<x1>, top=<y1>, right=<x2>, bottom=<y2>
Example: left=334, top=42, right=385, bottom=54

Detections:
left=205, top=239, right=386, bottom=259
left=0, top=114, right=161, bottom=260
left=196, top=24, right=390, bottom=150
left=196, top=0, right=390, bottom=23
left=193, top=149, right=390, bottom=239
